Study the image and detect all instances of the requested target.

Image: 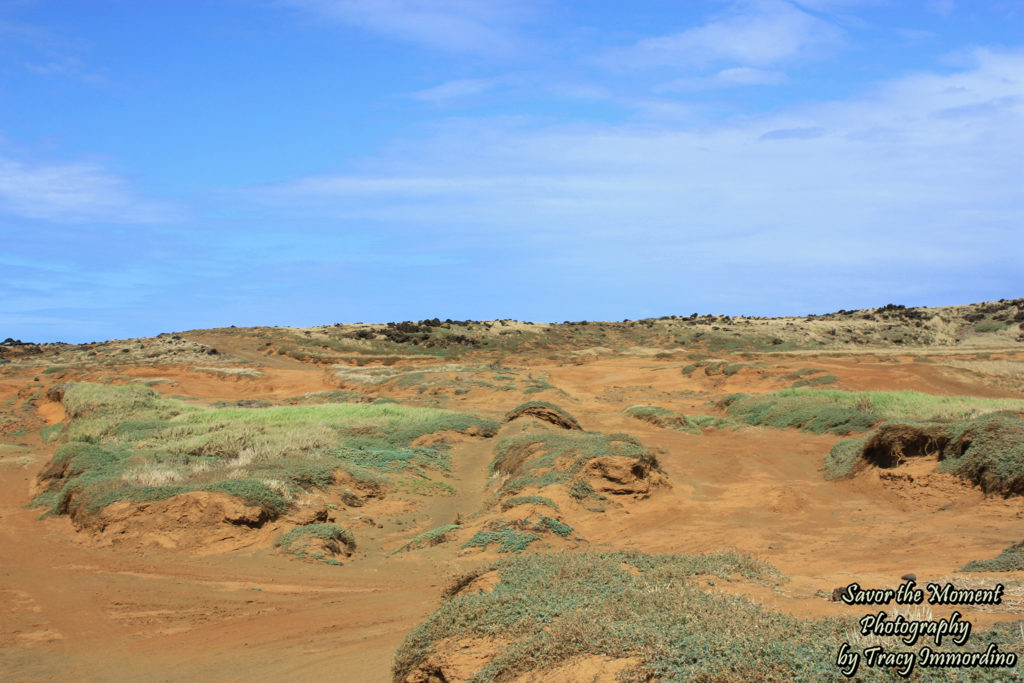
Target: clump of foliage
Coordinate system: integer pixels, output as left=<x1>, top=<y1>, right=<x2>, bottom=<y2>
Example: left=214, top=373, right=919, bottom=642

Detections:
left=462, top=516, right=574, bottom=554
left=568, top=479, right=606, bottom=512
left=826, top=412, right=1024, bottom=496
left=501, top=495, right=559, bottom=512
left=729, top=389, right=1024, bottom=436
left=823, top=435, right=871, bottom=479
left=463, top=520, right=541, bottom=554
left=791, top=374, right=838, bottom=388
left=33, top=382, right=499, bottom=519
left=726, top=391, right=879, bottom=435
left=939, top=412, right=1024, bottom=496
left=395, top=524, right=461, bottom=553
left=959, top=539, right=1024, bottom=572
left=624, top=405, right=696, bottom=433
left=395, top=550, right=1023, bottom=681
left=277, top=523, right=355, bottom=563
left=490, top=431, right=651, bottom=495
left=392, top=550, right=861, bottom=682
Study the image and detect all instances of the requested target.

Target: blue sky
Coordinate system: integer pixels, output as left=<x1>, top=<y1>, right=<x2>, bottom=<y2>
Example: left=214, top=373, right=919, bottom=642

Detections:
left=1, top=0, right=1021, bottom=343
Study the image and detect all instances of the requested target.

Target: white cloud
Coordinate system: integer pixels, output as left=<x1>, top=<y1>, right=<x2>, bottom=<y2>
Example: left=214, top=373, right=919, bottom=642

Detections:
left=278, top=0, right=535, bottom=54
left=609, top=0, right=841, bottom=70
left=0, top=158, right=176, bottom=223
left=252, top=49, right=1023, bottom=277
left=408, top=78, right=500, bottom=103
left=658, top=66, right=790, bottom=91
left=715, top=66, right=789, bottom=85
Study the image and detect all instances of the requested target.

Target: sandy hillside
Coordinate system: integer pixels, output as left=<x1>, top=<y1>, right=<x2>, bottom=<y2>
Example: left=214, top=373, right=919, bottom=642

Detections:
left=1, top=300, right=1023, bottom=681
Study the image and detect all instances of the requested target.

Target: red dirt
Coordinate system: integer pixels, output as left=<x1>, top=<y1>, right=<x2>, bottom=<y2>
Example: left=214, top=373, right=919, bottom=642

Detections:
left=1, top=341, right=1023, bottom=681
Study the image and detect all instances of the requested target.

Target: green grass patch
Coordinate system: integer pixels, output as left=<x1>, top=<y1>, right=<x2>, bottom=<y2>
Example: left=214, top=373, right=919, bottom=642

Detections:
left=501, top=495, right=559, bottom=512
left=791, top=374, right=838, bottom=388
left=958, top=540, right=1024, bottom=572
left=823, top=435, right=871, bottom=479
left=726, top=388, right=1024, bottom=436
left=826, top=412, right=1024, bottom=495
left=40, top=423, right=64, bottom=443
left=939, top=412, right=1024, bottom=496
left=491, top=431, right=650, bottom=495
left=976, top=320, right=1011, bottom=333
left=395, top=479, right=457, bottom=496
left=277, top=523, right=355, bottom=562
left=35, top=382, right=498, bottom=520
left=624, top=405, right=696, bottom=433
left=392, top=550, right=855, bottom=682
left=394, top=550, right=1022, bottom=682
left=395, top=524, right=461, bottom=553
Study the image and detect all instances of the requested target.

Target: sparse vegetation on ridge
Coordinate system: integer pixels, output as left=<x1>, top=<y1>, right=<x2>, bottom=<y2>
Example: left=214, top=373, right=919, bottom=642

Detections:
left=393, top=550, right=1023, bottom=682
left=959, top=539, right=1024, bottom=572
left=825, top=412, right=1024, bottom=496
left=33, top=383, right=499, bottom=519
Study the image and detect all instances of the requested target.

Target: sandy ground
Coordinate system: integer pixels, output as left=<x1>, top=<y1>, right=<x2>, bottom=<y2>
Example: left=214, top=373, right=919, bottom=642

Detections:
left=1, top=335, right=1023, bottom=681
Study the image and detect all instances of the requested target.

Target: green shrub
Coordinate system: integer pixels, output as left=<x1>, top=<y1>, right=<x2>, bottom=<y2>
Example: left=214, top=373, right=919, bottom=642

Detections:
left=823, top=435, right=870, bottom=479
left=394, top=550, right=1022, bottom=682
left=463, top=524, right=539, bottom=554
left=277, top=523, right=355, bottom=561
left=501, top=496, right=559, bottom=512
left=727, top=392, right=878, bottom=435
left=392, top=551, right=838, bottom=682
left=976, top=320, right=1010, bottom=333
left=958, top=540, right=1024, bottom=572
left=204, top=479, right=289, bottom=516
left=395, top=524, right=461, bottom=553
left=492, top=431, right=649, bottom=494
left=624, top=405, right=695, bottom=433
left=503, top=401, right=581, bottom=430
left=39, top=382, right=498, bottom=521
left=940, top=412, right=1024, bottom=496
left=791, top=374, right=838, bottom=388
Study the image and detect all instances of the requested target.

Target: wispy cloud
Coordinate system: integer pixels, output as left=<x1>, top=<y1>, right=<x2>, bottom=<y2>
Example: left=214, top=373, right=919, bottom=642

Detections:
left=607, top=0, right=841, bottom=71
left=0, top=18, right=107, bottom=84
left=407, top=77, right=501, bottom=103
left=250, top=49, right=1023, bottom=283
left=658, top=66, right=790, bottom=91
left=278, top=0, right=536, bottom=55
left=0, top=158, right=177, bottom=223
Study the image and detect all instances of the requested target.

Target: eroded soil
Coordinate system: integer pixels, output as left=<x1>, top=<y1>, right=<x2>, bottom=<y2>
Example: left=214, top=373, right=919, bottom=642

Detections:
left=2, top=321, right=1023, bottom=681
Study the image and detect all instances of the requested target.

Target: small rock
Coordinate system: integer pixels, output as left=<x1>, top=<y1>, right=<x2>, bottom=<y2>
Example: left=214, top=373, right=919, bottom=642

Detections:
left=901, top=573, right=917, bottom=582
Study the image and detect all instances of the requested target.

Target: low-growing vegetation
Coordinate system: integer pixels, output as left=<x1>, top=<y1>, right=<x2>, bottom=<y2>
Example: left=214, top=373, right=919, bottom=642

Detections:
left=959, top=539, right=1024, bottom=572
left=33, top=382, right=499, bottom=520
left=624, top=405, right=694, bottom=432
left=825, top=412, right=1024, bottom=496
left=726, top=388, right=1024, bottom=437
left=395, top=524, right=461, bottom=553
left=462, top=515, right=574, bottom=554
left=503, top=401, right=581, bottom=430
left=393, top=550, right=1023, bottom=682
left=277, top=523, right=355, bottom=564
left=491, top=430, right=660, bottom=497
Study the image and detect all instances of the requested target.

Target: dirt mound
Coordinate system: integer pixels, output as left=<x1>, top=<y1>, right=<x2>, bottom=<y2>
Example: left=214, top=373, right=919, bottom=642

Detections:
left=69, top=491, right=275, bottom=552
left=400, top=637, right=504, bottom=683
left=443, top=569, right=500, bottom=599
left=503, top=401, right=581, bottom=430
left=861, top=423, right=950, bottom=468
left=583, top=454, right=669, bottom=498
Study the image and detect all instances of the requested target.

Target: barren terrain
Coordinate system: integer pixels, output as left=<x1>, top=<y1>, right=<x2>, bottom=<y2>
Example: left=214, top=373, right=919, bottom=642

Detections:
left=2, top=300, right=1023, bottom=681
